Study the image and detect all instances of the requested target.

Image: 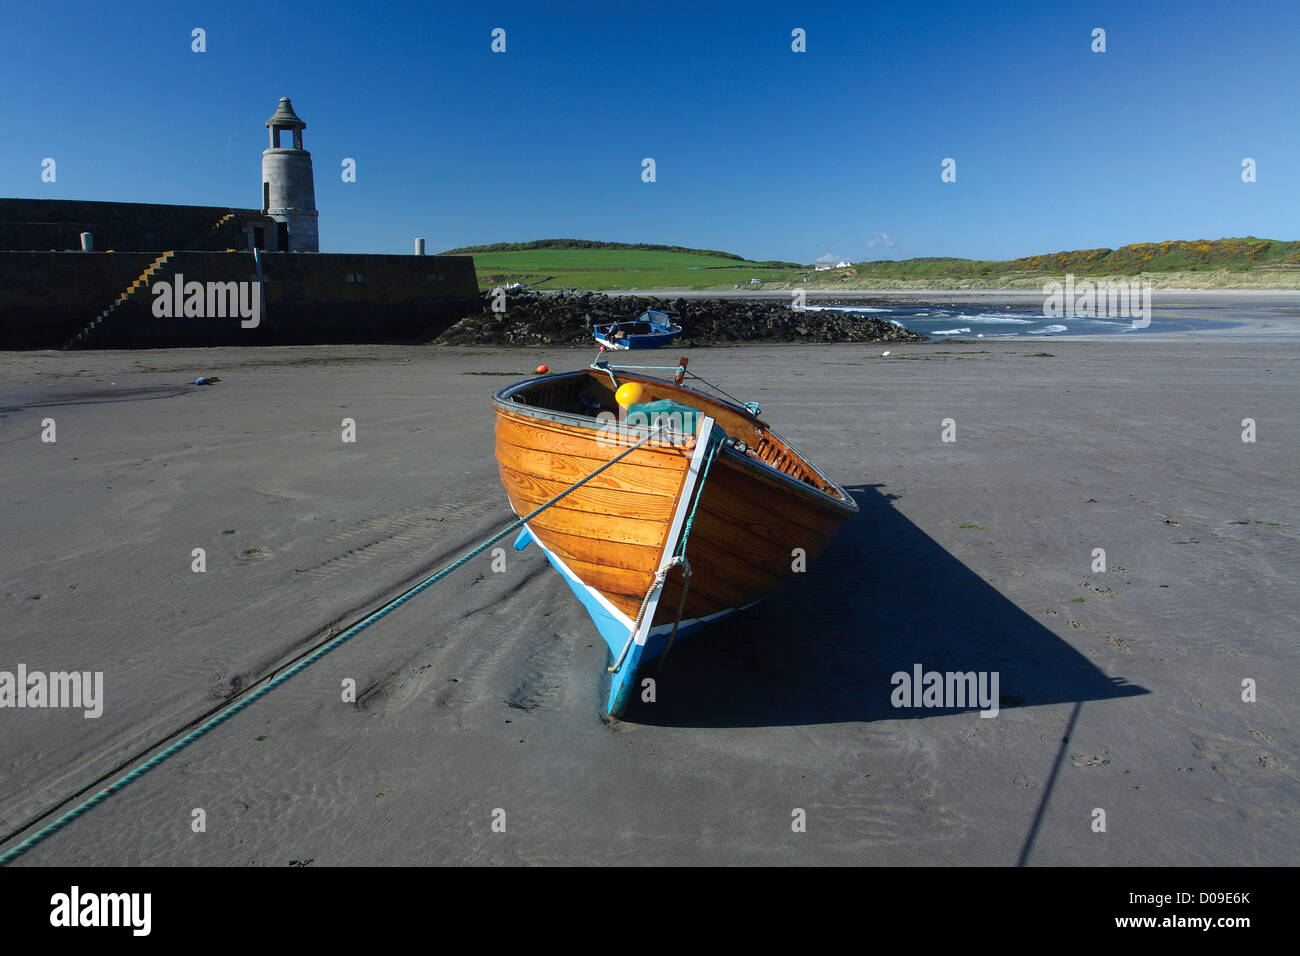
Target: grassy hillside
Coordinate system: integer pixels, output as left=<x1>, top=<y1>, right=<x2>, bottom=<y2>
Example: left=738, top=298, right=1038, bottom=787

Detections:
left=837, top=238, right=1300, bottom=290
left=451, top=238, right=1300, bottom=291
left=1009, top=238, right=1300, bottom=274
left=443, top=239, right=748, bottom=260
left=453, top=246, right=791, bottom=291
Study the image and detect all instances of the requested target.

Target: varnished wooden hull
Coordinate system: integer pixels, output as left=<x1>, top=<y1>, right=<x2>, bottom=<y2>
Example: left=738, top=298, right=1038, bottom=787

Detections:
left=493, top=368, right=857, bottom=717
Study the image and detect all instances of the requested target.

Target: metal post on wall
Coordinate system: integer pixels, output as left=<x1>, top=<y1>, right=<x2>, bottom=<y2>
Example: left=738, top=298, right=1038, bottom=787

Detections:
left=253, top=247, right=267, bottom=324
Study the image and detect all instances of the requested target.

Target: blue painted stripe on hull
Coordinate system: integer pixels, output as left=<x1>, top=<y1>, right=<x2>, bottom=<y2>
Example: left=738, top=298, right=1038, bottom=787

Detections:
left=534, top=543, right=641, bottom=717
left=593, top=337, right=680, bottom=350
left=527, top=531, right=635, bottom=659
left=517, top=522, right=759, bottom=718
left=607, top=641, right=645, bottom=718
left=592, top=331, right=682, bottom=350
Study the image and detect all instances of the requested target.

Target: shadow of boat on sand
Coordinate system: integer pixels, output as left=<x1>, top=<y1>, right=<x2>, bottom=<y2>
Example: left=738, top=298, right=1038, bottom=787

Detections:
left=620, top=483, right=1148, bottom=728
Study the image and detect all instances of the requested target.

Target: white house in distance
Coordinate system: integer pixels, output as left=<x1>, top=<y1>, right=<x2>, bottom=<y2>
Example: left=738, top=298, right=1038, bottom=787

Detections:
left=836, top=259, right=853, bottom=268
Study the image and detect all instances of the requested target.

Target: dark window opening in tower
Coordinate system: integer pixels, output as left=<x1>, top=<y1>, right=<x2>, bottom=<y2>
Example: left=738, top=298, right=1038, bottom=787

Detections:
left=253, top=226, right=265, bottom=250
left=277, top=222, right=289, bottom=251
left=263, top=182, right=270, bottom=213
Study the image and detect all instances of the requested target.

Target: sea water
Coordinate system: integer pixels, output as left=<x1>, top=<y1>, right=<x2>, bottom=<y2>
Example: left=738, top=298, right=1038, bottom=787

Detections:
left=800, top=303, right=1249, bottom=338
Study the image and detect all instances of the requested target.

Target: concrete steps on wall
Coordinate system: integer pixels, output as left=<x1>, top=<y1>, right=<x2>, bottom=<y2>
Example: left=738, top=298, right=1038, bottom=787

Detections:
left=201, top=212, right=237, bottom=250
left=62, top=251, right=175, bottom=350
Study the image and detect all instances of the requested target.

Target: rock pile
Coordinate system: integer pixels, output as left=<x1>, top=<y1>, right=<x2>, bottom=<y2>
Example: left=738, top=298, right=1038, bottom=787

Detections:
left=434, top=292, right=926, bottom=346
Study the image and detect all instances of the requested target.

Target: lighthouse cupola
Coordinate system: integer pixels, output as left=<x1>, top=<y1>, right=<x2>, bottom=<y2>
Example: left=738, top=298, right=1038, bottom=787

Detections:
left=261, top=97, right=318, bottom=252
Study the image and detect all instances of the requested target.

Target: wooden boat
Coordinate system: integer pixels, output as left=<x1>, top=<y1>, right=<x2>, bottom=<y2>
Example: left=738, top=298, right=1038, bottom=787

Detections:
left=592, top=309, right=682, bottom=350
left=492, top=360, right=858, bottom=718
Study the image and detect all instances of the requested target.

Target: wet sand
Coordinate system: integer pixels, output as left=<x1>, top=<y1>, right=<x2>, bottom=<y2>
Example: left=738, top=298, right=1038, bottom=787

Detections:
left=1, top=337, right=1296, bottom=865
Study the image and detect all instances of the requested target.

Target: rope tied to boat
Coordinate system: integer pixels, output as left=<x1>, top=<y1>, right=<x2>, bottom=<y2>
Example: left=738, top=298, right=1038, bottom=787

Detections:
left=0, top=422, right=672, bottom=867
left=611, top=557, right=680, bottom=674
left=607, top=428, right=722, bottom=675
left=659, top=433, right=722, bottom=665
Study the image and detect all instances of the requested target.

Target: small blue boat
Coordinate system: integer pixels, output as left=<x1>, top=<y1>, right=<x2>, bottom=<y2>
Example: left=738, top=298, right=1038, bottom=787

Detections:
left=593, top=310, right=682, bottom=350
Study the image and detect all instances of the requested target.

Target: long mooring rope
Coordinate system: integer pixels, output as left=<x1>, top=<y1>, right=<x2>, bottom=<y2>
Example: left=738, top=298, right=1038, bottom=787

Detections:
left=0, top=422, right=668, bottom=866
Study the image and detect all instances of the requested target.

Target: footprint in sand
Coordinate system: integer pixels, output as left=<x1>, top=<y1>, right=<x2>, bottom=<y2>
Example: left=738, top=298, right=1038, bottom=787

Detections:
left=1071, top=752, right=1110, bottom=768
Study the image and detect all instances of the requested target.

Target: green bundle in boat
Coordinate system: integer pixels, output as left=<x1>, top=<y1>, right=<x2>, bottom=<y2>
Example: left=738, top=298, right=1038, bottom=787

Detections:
left=627, top=399, right=702, bottom=437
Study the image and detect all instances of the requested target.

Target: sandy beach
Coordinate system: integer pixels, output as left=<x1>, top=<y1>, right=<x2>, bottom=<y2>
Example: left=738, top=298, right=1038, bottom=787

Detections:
left=1, top=331, right=1296, bottom=866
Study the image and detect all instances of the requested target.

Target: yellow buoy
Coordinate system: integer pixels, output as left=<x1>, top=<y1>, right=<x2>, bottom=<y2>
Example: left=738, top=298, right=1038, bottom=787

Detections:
left=615, top=382, right=645, bottom=408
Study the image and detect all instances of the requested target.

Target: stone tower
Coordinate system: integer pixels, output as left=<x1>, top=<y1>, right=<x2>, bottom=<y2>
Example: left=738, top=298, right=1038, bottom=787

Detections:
left=261, top=97, right=318, bottom=252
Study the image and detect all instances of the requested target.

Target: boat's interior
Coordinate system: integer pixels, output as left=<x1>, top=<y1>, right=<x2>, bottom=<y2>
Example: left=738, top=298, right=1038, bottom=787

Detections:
left=597, top=321, right=661, bottom=336
left=504, top=368, right=844, bottom=497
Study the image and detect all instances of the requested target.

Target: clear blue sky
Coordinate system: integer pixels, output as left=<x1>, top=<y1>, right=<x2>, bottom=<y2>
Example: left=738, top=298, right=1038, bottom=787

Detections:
left=2, top=0, right=1296, bottom=262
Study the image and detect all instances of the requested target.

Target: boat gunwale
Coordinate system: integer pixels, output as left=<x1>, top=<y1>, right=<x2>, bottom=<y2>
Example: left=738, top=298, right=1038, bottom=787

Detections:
left=492, top=369, right=859, bottom=517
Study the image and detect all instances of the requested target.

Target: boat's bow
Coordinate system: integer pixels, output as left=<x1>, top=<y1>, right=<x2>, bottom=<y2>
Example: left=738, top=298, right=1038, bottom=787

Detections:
left=492, top=365, right=856, bottom=717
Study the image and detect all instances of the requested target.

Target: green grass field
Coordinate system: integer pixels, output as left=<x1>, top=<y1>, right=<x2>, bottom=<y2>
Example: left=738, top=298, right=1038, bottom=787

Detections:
left=447, top=239, right=1300, bottom=291
left=457, top=248, right=805, bottom=291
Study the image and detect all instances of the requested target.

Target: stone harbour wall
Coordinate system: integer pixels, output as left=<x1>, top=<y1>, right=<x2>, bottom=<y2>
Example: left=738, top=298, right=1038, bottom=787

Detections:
left=0, top=198, right=273, bottom=254
left=0, top=251, right=480, bottom=349
left=436, top=291, right=927, bottom=346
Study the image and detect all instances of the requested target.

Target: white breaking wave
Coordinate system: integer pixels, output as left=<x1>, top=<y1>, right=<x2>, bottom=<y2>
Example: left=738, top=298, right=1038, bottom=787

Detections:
left=800, top=305, right=891, bottom=314
left=952, top=315, right=1035, bottom=324
left=1026, top=324, right=1068, bottom=334
left=931, top=327, right=972, bottom=335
